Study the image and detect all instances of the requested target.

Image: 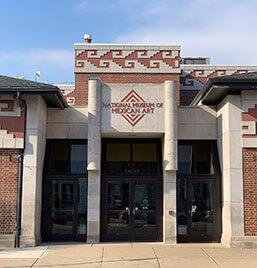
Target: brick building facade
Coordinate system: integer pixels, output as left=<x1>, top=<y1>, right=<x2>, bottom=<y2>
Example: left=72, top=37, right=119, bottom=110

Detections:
left=0, top=36, right=257, bottom=248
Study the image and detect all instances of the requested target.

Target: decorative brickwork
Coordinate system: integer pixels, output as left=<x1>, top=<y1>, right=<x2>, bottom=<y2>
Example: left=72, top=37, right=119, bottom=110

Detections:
left=71, top=44, right=257, bottom=106
left=58, top=85, right=75, bottom=106
left=75, top=73, right=180, bottom=106
left=0, top=99, right=25, bottom=138
left=0, top=99, right=25, bottom=149
left=0, top=149, right=19, bottom=235
left=243, top=148, right=257, bottom=236
left=74, top=45, right=181, bottom=106
left=75, top=47, right=180, bottom=74
left=180, top=67, right=257, bottom=91
left=242, top=105, right=257, bottom=138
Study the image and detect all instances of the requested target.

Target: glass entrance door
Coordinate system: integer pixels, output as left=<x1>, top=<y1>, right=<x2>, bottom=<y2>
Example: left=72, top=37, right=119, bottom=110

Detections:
left=106, top=180, right=130, bottom=241
left=103, top=178, right=160, bottom=242
left=177, top=178, right=217, bottom=242
left=51, top=179, right=75, bottom=239
left=133, top=180, right=158, bottom=241
left=101, top=139, right=162, bottom=242
left=43, top=177, right=87, bottom=241
left=189, top=180, right=215, bottom=241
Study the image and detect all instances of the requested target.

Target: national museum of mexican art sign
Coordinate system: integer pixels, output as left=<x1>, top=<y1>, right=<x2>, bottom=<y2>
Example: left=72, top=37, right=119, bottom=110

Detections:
left=102, top=90, right=163, bottom=126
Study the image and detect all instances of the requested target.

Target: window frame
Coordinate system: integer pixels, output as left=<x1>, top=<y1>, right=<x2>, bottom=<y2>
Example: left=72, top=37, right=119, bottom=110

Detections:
left=101, top=138, right=163, bottom=177
left=43, top=139, right=88, bottom=176
left=177, top=140, right=222, bottom=243
left=177, top=140, right=221, bottom=177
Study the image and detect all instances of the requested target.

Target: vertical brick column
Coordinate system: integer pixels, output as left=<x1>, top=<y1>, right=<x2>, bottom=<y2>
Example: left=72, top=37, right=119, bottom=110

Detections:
left=243, top=148, right=257, bottom=235
left=0, top=149, right=19, bottom=247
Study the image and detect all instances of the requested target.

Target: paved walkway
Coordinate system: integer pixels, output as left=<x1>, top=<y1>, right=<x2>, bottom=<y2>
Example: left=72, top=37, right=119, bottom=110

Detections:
left=0, top=243, right=257, bottom=268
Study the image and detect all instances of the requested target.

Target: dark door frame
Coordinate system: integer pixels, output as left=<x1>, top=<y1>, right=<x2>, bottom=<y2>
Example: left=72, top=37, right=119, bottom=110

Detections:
left=132, top=177, right=162, bottom=241
left=177, top=140, right=222, bottom=243
left=41, top=139, right=88, bottom=242
left=188, top=178, right=216, bottom=242
left=101, top=177, right=131, bottom=242
left=177, top=176, right=221, bottom=242
left=100, top=138, right=163, bottom=242
left=41, top=175, right=87, bottom=242
left=101, top=176, right=163, bottom=242
left=101, top=138, right=163, bottom=176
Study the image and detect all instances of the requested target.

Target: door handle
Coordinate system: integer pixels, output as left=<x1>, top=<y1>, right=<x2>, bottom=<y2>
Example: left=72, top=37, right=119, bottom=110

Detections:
left=125, top=207, right=130, bottom=215
left=188, top=210, right=193, bottom=217
left=72, top=208, right=77, bottom=216
left=132, top=207, right=138, bottom=215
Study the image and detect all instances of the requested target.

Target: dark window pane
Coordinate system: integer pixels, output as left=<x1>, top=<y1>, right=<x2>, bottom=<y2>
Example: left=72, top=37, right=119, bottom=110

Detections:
left=134, top=182, right=157, bottom=241
left=177, top=178, right=188, bottom=235
left=194, top=144, right=214, bottom=174
left=50, top=143, right=69, bottom=174
left=104, top=141, right=160, bottom=175
left=178, top=143, right=215, bottom=175
left=191, top=181, right=214, bottom=236
left=132, top=143, right=158, bottom=174
left=70, top=144, right=87, bottom=174
left=48, top=142, right=87, bottom=174
left=106, top=143, right=130, bottom=162
left=105, top=143, right=130, bottom=175
left=178, top=145, right=193, bottom=174
left=132, top=144, right=157, bottom=162
left=51, top=180, right=74, bottom=235
left=77, top=178, right=87, bottom=235
left=107, top=181, right=130, bottom=240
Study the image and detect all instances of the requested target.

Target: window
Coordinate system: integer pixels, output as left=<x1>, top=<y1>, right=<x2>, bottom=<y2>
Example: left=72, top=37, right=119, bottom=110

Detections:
left=70, top=144, right=87, bottom=174
left=178, top=142, right=216, bottom=175
left=106, top=143, right=130, bottom=162
left=45, top=141, right=87, bottom=175
left=103, top=139, right=161, bottom=176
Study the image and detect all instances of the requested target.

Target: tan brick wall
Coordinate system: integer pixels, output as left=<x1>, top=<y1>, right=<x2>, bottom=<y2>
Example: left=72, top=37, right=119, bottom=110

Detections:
left=0, top=149, right=19, bottom=235
left=243, top=148, right=257, bottom=235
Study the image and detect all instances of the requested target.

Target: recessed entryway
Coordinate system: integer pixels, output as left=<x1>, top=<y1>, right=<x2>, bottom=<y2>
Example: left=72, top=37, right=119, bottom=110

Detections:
left=101, top=139, right=163, bottom=242
left=177, top=141, right=222, bottom=243
left=41, top=140, right=88, bottom=242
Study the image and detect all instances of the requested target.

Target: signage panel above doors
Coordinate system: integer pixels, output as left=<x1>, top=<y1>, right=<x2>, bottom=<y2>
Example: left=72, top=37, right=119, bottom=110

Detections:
left=101, top=83, right=165, bottom=132
left=102, top=89, right=163, bottom=126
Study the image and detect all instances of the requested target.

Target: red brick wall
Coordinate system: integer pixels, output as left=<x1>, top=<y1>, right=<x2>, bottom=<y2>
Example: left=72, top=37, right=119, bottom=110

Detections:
left=75, top=73, right=180, bottom=106
left=0, top=149, right=19, bottom=235
left=180, top=90, right=199, bottom=105
left=243, top=148, right=257, bottom=236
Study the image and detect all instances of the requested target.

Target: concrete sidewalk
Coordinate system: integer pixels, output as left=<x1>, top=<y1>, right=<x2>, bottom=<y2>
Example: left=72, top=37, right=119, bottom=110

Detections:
left=0, top=243, right=257, bottom=268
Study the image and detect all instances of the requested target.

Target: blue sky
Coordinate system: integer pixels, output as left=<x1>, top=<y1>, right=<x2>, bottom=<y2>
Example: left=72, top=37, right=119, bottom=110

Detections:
left=0, top=0, right=257, bottom=83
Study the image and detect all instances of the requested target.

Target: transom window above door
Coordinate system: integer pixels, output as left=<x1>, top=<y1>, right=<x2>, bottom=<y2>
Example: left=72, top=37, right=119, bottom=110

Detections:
left=44, top=140, right=88, bottom=175
left=178, top=141, right=220, bottom=175
left=102, top=139, right=162, bottom=176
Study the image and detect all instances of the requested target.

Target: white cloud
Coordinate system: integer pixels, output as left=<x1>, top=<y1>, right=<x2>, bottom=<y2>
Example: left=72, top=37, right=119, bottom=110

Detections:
left=73, top=1, right=88, bottom=11
left=114, top=0, right=257, bottom=65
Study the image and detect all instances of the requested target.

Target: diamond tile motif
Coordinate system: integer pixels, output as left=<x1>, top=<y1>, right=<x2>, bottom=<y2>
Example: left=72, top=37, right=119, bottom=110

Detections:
left=120, top=90, right=146, bottom=126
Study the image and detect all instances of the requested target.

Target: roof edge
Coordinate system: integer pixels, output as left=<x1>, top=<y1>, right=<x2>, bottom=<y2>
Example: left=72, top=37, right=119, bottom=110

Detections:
left=191, top=72, right=257, bottom=105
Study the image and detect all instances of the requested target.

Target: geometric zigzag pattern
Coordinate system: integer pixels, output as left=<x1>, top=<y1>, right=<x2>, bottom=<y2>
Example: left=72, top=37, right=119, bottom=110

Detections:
left=120, top=90, right=146, bottom=127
